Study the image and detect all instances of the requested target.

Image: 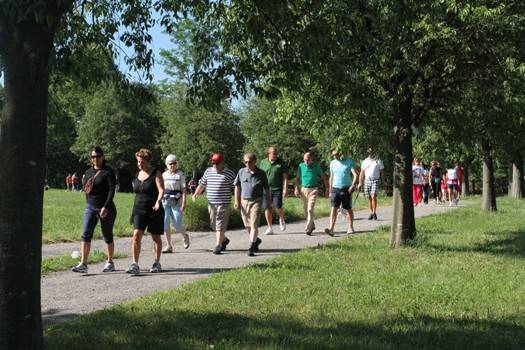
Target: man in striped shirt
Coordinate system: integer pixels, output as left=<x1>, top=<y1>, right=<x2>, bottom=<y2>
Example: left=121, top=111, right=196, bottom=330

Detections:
left=192, top=153, right=236, bottom=254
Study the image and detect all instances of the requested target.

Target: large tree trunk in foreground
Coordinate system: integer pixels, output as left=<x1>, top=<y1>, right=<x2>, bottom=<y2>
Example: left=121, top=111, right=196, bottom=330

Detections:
left=462, top=164, right=469, bottom=196
left=481, top=139, right=497, bottom=211
left=0, top=14, right=57, bottom=350
left=390, top=122, right=415, bottom=248
left=511, top=154, right=523, bottom=199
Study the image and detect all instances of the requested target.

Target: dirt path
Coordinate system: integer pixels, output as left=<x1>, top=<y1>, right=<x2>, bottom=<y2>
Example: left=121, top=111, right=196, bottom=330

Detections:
left=42, top=202, right=457, bottom=324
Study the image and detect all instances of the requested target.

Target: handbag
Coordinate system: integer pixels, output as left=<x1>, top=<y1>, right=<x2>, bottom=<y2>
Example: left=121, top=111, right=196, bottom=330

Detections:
left=84, top=170, right=101, bottom=194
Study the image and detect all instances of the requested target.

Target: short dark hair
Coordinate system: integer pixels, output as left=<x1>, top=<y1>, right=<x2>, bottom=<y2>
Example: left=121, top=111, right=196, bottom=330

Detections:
left=91, top=146, right=104, bottom=156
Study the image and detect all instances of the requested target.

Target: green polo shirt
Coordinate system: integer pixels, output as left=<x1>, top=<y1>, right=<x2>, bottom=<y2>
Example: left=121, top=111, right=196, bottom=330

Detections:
left=297, top=162, right=324, bottom=188
left=259, top=158, right=289, bottom=191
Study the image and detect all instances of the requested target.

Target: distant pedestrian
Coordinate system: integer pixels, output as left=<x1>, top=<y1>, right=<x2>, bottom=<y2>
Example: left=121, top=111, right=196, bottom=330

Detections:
left=65, top=173, right=72, bottom=191
left=456, top=162, right=465, bottom=199
left=161, top=154, right=190, bottom=254
left=192, top=153, right=236, bottom=255
left=446, top=160, right=460, bottom=206
left=422, top=163, right=430, bottom=204
left=234, top=153, right=271, bottom=256
left=259, top=146, right=289, bottom=235
left=358, top=148, right=385, bottom=220
left=325, top=148, right=358, bottom=236
left=188, top=178, right=197, bottom=194
left=72, top=173, right=80, bottom=191
left=294, top=151, right=329, bottom=235
left=126, top=148, right=165, bottom=275
left=71, top=146, right=117, bottom=273
left=412, top=158, right=425, bottom=206
left=440, top=171, right=448, bottom=202
left=429, top=161, right=442, bottom=203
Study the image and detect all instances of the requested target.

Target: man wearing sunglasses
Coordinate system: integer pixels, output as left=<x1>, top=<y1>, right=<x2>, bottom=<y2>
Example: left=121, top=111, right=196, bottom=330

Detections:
left=234, top=153, right=271, bottom=256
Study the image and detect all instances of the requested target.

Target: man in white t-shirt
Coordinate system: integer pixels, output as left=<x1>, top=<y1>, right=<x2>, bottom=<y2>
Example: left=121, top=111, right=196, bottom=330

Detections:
left=358, top=148, right=385, bottom=220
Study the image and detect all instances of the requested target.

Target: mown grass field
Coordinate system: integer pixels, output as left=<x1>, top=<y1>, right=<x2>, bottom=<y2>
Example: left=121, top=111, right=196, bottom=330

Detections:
left=45, top=197, right=525, bottom=349
left=43, top=189, right=390, bottom=243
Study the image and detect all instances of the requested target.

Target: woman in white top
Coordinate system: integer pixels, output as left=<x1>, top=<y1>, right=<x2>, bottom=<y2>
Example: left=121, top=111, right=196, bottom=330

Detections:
left=412, top=158, right=425, bottom=206
left=162, top=154, right=190, bottom=253
left=446, top=161, right=460, bottom=206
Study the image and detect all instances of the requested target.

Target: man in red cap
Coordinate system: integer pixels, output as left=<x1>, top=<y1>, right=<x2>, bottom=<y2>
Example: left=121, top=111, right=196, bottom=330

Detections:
left=192, top=153, right=236, bottom=254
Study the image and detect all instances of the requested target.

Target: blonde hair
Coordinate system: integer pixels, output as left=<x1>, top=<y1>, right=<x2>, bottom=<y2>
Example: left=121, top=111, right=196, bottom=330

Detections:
left=135, top=148, right=152, bottom=161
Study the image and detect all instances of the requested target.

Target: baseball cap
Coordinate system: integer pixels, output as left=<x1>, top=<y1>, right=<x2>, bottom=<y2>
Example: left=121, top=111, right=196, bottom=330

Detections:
left=211, top=153, right=224, bottom=164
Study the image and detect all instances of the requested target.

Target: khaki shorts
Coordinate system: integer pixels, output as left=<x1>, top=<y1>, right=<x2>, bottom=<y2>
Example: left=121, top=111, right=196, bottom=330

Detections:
left=240, top=199, right=262, bottom=228
left=208, top=204, right=230, bottom=232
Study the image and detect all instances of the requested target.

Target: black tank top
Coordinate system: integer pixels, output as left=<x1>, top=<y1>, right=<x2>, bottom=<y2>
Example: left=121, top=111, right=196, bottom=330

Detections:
left=132, top=169, right=159, bottom=215
left=430, top=167, right=442, bottom=178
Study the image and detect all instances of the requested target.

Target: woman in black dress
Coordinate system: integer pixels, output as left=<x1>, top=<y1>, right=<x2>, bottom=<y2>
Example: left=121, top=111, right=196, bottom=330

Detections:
left=72, top=146, right=117, bottom=273
left=126, top=148, right=165, bottom=275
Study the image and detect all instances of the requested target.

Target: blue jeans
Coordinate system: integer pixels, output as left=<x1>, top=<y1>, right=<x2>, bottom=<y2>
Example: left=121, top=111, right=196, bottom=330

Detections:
left=81, top=203, right=116, bottom=243
left=163, top=200, right=184, bottom=231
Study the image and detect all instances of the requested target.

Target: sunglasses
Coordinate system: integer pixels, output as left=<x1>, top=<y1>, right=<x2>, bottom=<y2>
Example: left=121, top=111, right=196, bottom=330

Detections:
left=168, top=162, right=177, bottom=165
left=91, top=155, right=102, bottom=159
left=245, top=160, right=254, bottom=164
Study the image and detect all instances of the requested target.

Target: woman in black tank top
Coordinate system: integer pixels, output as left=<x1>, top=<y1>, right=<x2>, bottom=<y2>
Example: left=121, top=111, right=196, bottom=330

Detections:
left=126, top=148, right=165, bottom=275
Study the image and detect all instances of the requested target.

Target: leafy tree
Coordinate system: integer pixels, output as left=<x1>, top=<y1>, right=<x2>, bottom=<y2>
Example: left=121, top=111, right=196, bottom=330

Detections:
left=240, top=96, right=316, bottom=171
left=158, top=83, right=244, bottom=177
left=72, top=83, right=161, bottom=191
left=0, top=2, right=187, bottom=345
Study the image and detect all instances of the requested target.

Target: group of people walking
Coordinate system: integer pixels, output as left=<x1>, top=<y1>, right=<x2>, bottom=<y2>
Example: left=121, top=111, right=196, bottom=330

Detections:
left=72, top=146, right=387, bottom=275
left=412, top=159, right=464, bottom=207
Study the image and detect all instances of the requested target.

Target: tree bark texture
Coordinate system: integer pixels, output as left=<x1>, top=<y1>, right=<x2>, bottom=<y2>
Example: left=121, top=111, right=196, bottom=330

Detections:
left=390, top=121, right=416, bottom=248
left=481, top=139, right=497, bottom=211
left=511, top=154, right=523, bottom=199
left=0, top=15, right=56, bottom=350
left=462, top=164, right=469, bottom=196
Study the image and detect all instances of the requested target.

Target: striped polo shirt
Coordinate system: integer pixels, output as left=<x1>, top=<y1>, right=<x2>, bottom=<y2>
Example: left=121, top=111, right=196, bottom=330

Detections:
left=199, top=167, right=236, bottom=204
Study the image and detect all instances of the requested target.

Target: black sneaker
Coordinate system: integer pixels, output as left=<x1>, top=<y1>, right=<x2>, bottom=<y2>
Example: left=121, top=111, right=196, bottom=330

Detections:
left=248, top=243, right=255, bottom=256
left=221, top=237, right=230, bottom=251
left=368, top=214, right=374, bottom=220
left=254, top=237, right=262, bottom=252
left=213, top=245, right=222, bottom=255
left=373, top=213, right=378, bottom=220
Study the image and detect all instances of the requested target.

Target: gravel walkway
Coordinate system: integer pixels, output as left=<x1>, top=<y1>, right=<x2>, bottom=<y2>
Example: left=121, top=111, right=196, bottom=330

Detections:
left=42, top=202, right=456, bottom=324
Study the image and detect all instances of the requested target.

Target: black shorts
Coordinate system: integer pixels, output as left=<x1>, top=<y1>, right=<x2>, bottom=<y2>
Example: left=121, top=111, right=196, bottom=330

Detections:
left=262, top=189, right=283, bottom=209
left=132, top=208, right=164, bottom=235
left=331, top=187, right=352, bottom=210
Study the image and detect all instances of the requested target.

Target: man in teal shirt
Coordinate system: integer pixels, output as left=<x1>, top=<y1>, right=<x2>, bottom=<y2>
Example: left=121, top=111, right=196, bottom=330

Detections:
left=325, top=148, right=358, bottom=236
left=259, top=146, right=289, bottom=235
left=294, top=151, right=329, bottom=235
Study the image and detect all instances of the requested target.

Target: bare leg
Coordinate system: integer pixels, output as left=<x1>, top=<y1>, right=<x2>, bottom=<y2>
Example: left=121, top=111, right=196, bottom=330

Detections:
left=276, top=207, right=285, bottom=220
left=163, top=228, right=173, bottom=249
left=106, top=242, right=114, bottom=262
left=132, top=229, right=144, bottom=264
left=216, top=230, right=225, bottom=246
left=80, top=241, right=91, bottom=265
left=151, top=234, right=162, bottom=262
left=347, top=209, right=354, bottom=231
left=265, top=208, right=273, bottom=227
left=371, top=195, right=378, bottom=214
left=328, top=207, right=338, bottom=231
left=368, top=198, right=373, bottom=214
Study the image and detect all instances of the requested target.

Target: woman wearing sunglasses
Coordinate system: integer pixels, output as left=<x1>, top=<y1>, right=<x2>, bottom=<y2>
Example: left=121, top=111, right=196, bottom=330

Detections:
left=72, top=146, right=117, bottom=273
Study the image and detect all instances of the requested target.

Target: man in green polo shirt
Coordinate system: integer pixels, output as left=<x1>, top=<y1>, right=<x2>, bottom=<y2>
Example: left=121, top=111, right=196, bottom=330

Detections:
left=294, top=151, right=329, bottom=235
left=259, top=146, right=289, bottom=235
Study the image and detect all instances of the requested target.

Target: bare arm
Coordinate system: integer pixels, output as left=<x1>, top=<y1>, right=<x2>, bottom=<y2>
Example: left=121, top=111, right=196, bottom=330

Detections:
left=192, top=185, right=205, bottom=202
left=234, top=185, right=241, bottom=210
left=282, top=173, right=289, bottom=197
left=153, top=171, right=164, bottom=211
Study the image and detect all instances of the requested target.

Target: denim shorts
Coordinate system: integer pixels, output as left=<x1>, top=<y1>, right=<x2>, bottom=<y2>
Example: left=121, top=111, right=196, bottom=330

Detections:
left=163, top=200, right=185, bottom=231
left=330, top=187, right=352, bottom=210
left=262, top=189, right=283, bottom=209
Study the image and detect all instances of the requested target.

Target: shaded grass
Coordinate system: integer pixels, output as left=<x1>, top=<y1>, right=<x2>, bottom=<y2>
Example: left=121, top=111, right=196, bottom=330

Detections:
left=43, top=189, right=390, bottom=243
left=45, top=197, right=525, bottom=349
left=41, top=251, right=128, bottom=275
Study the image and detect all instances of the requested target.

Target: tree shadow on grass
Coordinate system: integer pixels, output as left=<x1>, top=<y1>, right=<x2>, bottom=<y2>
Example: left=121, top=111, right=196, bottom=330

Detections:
left=423, top=229, right=525, bottom=259
left=45, top=309, right=525, bottom=350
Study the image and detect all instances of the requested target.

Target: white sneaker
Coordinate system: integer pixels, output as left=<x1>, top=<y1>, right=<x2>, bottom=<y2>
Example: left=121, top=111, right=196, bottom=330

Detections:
left=264, top=226, right=274, bottom=235
left=279, top=217, right=286, bottom=231
left=449, top=201, right=453, bottom=207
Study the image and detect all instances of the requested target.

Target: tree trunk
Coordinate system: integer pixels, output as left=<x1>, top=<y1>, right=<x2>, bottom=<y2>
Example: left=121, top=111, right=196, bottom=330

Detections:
left=390, top=122, right=415, bottom=247
left=462, top=164, right=469, bottom=196
left=511, top=154, right=523, bottom=199
left=481, top=139, right=497, bottom=211
left=0, top=16, right=57, bottom=350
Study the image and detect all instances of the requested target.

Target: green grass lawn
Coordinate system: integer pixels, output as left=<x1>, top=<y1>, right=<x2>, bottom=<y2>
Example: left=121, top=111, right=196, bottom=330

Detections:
left=45, top=197, right=525, bottom=349
left=43, top=189, right=390, bottom=243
